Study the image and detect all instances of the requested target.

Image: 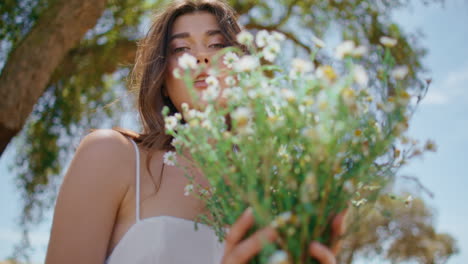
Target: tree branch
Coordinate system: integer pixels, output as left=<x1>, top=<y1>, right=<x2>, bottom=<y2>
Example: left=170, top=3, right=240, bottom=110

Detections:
left=244, top=23, right=312, bottom=54
left=0, top=0, right=107, bottom=157
left=277, top=0, right=299, bottom=28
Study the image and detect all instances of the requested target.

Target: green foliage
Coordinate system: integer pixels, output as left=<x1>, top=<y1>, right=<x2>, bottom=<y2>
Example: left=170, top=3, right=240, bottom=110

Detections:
left=340, top=195, right=459, bottom=264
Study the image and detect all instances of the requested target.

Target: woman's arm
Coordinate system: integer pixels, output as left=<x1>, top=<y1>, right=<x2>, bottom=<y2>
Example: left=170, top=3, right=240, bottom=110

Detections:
left=45, top=129, right=134, bottom=264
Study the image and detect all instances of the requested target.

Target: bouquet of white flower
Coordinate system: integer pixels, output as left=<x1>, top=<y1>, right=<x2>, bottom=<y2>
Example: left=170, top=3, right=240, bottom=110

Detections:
left=162, top=30, right=430, bottom=263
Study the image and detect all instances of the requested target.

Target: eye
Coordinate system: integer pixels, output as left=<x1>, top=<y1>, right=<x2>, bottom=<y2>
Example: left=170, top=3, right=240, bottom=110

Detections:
left=209, top=43, right=227, bottom=49
left=173, top=47, right=190, bottom=54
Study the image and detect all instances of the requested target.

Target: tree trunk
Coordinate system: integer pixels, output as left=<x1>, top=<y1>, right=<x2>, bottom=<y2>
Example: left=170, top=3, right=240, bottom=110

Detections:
left=0, top=0, right=107, bottom=157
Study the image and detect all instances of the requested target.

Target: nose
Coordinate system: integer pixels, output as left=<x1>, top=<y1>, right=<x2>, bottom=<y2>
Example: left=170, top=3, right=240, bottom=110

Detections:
left=196, top=52, right=210, bottom=65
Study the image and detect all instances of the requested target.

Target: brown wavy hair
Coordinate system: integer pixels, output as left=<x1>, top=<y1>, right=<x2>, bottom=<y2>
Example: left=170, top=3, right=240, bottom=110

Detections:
left=115, top=0, right=244, bottom=176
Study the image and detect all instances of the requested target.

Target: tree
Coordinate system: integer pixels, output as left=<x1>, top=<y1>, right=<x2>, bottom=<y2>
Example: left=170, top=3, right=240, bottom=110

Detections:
left=0, top=0, right=446, bottom=261
left=339, top=195, right=458, bottom=264
left=0, top=0, right=107, bottom=156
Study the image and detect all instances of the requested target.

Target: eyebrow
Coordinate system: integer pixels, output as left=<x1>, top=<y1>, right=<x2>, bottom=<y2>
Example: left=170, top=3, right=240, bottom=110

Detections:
left=169, top=29, right=223, bottom=42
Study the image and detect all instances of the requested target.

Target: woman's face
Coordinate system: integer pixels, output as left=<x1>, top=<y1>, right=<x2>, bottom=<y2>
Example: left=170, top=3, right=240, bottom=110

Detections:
left=164, top=11, right=229, bottom=112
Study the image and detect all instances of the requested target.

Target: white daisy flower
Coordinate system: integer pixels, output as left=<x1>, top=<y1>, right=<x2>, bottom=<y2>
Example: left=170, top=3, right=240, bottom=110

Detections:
left=201, top=85, right=220, bottom=101
left=353, top=65, right=369, bottom=87
left=172, top=68, right=182, bottom=79
left=278, top=211, right=292, bottom=222
left=335, top=40, right=356, bottom=59
left=234, top=55, right=259, bottom=72
left=164, top=116, right=178, bottom=131
left=405, top=195, right=413, bottom=207
left=351, top=198, right=368, bottom=208
left=263, top=42, right=281, bottom=62
left=268, top=250, right=289, bottom=264
left=174, top=113, right=182, bottom=120
left=311, top=35, right=326, bottom=48
left=281, top=89, right=296, bottom=103
left=256, top=30, right=270, bottom=48
left=289, top=58, right=313, bottom=79
left=163, top=151, right=177, bottom=166
left=186, top=109, right=201, bottom=120
left=224, top=76, right=236, bottom=86
left=201, top=119, right=213, bottom=129
left=232, top=106, right=252, bottom=127
left=351, top=45, right=368, bottom=57
left=170, top=137, right=181, bottom=147
left=271, top=31, right=286, bottom=42
left=291, top=58, right=314, bottom=74
left=248, top=89, right=261, bottom=100
left=184, top=184, right=194, bottom=196
left=380, top=36, right=397, bottom=47
left=178, top=53, right=197, bottom=70
left=221, top=87, right=234, bottom=99
left=205, top=75, right=219, bottom=88
left=181, top=102, right=189, bottom=112
left=236, top=30, right=254, bottom=45
left=223, top=52, right=239, bottom=68
left=391, top=65, right=409, bottom=80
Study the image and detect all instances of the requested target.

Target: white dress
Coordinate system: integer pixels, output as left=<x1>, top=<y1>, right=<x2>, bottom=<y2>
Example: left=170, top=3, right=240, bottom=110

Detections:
left=105, top=139, right=225, bottom=264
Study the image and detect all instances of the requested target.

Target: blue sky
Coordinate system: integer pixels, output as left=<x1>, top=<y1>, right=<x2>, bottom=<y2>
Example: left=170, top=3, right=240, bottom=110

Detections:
left=1, top=1, right=468, bottom=263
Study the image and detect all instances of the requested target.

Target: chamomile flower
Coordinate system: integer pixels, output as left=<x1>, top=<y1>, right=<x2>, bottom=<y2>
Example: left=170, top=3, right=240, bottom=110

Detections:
left=335, top=40, right=355, bottom=59
left=224, top=76, right=236, bottom=86
left=223, top=52, right=239, bottom=68
left=405, top=195, right=413, bottom=207
left=236, top=30, right=254, bottom=45
left=205, top=75, right=219, bottom=88
left=351, top=45, right=368, bottom=58
left=172, top=68, right=182, bottom=79
left=291, top=58, right=314, bottom=74
left=181, top=102, right=189, bottom=112
left=263, top=42, right=281, bottom=62
left=271, top=31, right=286, bottom=42
left=353, top=65, right=369, bottom=87
left=380, top=36, right=398, bottom=47
left=232, top=106, right=252, bottom=127
left=201, top=85, right=220, bottom=101
left=391, top=65, right=409, bottom=80
left=268, top=250, right=289, bottom=264
left=184, top=184, right=194, bottom=196
left=311, top=35, right=326, bottom=48
left=289, top=58, right=313, bottom=79
left=316, top=65, right=337, bottom=82
left=178, top=53, right=197, bottom=70
left=234, top=55, right=259, bottom=72
left=164, top=116, right=178, bottom=131
left=201, top=119, right=213, bottom=130
left=281, top=89, right=296, bottom=103
left=163, top=151, right=177, bottom=166
left=256, top=30, right=270, bottom=48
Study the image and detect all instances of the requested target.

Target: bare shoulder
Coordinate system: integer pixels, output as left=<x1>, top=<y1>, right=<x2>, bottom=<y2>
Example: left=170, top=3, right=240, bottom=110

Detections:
left=78, top=129, right=133, bottom=156
left=45, top=129, right=138, bottom=263
left=68, top=129, right=137, bottom=189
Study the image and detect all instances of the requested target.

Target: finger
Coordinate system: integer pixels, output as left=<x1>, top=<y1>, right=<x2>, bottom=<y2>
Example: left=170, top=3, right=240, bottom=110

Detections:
left=330, top=208, right=348, bottom=255
left=309, top=242, right=336, bottom=264
left=225, top=226, right=278, bottom=264
left=224, top=208, right=254, bottom=254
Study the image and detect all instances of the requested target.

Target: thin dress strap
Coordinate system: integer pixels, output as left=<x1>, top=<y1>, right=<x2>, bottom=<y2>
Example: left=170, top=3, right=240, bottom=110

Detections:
left=128, top=138, right=141, bottom=222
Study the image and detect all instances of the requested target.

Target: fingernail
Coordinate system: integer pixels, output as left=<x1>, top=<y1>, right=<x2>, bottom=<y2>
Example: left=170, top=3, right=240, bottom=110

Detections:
left=244, top=207, right=253, bottom=217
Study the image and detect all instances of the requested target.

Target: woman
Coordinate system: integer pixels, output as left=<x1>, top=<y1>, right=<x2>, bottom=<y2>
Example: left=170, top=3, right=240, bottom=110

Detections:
left=45, top=1, right=346, bottom=263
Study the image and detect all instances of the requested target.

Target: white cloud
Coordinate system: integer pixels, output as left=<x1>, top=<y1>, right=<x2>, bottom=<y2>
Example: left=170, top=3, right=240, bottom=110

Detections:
left=423, top=64, right=468, bottom=105
left=421, top=90, right=449, bottom=105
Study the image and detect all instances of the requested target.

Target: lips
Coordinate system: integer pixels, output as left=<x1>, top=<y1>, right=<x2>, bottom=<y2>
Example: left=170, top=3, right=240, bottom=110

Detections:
left=194, top=73, right=209, bottom=90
